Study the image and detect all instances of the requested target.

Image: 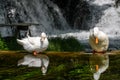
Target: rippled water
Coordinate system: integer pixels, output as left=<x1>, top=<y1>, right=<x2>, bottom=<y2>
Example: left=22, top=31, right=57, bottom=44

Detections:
left=0, top=51, right=120, bottom=80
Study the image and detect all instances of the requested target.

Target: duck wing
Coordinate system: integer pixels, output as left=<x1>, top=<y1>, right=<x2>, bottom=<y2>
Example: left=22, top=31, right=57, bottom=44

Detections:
left=17, top=38, right=35, bottom=52
left=27, top=36, right=40, bottom=46
left=17, top=38, right=27, bottom=45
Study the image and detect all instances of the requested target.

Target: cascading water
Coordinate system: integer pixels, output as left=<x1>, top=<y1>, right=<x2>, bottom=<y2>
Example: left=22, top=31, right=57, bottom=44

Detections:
left=0, top=0, right=14, bottom=37
left=0, top=0, right=120, bottom=50
left=0, top=0, right=70, bottom=37
left=87, top=0, right=120, bottom=37
left=85, top=0, right=120, bottom=50
left=57, top=0, right=120, bottom=50
left=58, top=0, right=120, bottom=50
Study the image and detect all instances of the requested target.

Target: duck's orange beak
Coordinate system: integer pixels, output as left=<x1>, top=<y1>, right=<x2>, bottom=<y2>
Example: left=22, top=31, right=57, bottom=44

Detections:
left=95, top=65, right=99, bottom=71
left=95, top=37, right=98, bottom=44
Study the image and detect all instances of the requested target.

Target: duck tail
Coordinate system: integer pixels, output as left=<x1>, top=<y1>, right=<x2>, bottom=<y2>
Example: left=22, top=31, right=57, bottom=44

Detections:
left=16, top=39, right=24, bottom=45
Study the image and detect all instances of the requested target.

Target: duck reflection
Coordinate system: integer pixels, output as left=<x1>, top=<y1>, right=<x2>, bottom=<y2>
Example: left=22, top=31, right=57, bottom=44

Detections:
left=89, top=53, right=109, bottom=80
left=18, top=54, right=49, bottom=75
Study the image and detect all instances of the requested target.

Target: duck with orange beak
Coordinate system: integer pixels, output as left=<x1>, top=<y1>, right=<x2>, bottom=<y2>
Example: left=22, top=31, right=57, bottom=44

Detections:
left=17, top=32, right=49, bottom=56
left=89, top=27, right=109, bottom=54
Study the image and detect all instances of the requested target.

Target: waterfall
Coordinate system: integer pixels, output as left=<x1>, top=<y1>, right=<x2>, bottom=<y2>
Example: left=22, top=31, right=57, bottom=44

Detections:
left=87, top=0, right=120, bottom=37
left=58, top=0, right=120, bottom=39
left=0, top=0, right=70, bottom=37
left=0, top=0, right=14, bottom=37
left=0, top=0, right=120, bottom=49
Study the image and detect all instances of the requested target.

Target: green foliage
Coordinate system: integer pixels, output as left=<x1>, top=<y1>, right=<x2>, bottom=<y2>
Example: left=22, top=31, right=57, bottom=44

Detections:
left=0, top=38, right=8, bottom=50
left=68, top=65, right=90, bottom=76
left=0, top=36, right=84, bottom=51
left=0, top=36, right=84, bottom=52
left=0, top=37, right=22, bottom=50
left=47, top=37, right=84, bottom=52
left=48, top=64, right=66, bottom=74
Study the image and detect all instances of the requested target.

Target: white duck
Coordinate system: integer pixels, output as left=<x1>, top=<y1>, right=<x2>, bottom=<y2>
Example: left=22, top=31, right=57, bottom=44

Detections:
left=17, top=32, right=49, bottom=55
left=18, top=54, right=49, bottom=75
left=89, top=27, right=109, bottom=53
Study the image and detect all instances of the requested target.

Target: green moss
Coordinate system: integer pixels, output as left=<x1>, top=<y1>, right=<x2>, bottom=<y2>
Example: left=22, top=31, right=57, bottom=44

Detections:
left=47, top=37, right=84, bottom=52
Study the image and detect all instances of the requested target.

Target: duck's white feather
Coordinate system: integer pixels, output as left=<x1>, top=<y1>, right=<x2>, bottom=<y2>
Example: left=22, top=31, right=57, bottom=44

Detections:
left=17, top=33, right=49, bottom=53
left=89, top=27, right=109, bottom=52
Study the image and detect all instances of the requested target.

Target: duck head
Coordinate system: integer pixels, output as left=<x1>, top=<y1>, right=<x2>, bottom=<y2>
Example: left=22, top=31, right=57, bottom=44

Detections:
left=93, top=27, right=99, bottom=37
left=40, top=32, right=47, bottom=42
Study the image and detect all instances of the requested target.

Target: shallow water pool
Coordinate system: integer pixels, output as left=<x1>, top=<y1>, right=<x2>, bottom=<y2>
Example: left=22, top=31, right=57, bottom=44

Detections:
left=0, top=51, right=120, bottom=80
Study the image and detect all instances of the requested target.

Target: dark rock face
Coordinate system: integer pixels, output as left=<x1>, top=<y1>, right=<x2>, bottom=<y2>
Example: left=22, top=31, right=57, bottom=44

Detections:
left=51, top=0, right=90, bottom=30
left=115, top=0, right=120, bottom=7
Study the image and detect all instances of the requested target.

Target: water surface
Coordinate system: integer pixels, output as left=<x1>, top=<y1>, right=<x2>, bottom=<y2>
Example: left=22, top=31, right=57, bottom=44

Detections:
left=0, top=51, right=120, bottom=80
